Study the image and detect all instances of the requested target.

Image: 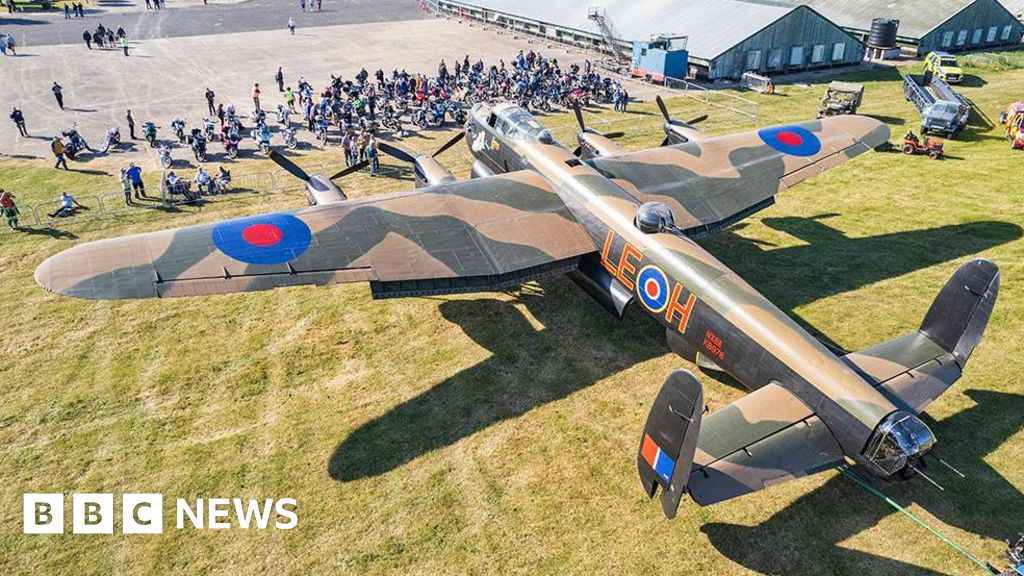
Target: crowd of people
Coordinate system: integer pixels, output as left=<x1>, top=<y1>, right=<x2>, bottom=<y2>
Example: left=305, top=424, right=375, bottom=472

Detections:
left=3, top=46, right=636, bottom=230
left=82, top=23, right=131, bottom=55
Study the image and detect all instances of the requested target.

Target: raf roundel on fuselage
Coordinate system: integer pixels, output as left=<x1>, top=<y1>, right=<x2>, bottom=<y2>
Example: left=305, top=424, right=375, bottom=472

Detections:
left=212, top=213, right=313, bottom=265
left=757, top=125, right=822, bottom=157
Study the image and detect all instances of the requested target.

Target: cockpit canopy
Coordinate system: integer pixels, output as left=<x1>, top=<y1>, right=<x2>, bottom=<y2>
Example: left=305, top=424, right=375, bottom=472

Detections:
left=476, top=102, right=556, bottom=144
left=864, top=411, right=936, bottom=477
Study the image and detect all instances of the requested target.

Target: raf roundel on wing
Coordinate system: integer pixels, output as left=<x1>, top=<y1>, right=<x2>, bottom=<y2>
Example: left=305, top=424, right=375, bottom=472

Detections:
left=757, top=125, right=822, bottom=157
left=212, top=213, right=313, bottom=265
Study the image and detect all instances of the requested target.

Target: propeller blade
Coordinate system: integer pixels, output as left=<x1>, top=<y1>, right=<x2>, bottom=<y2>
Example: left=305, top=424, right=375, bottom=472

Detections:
left=604, top=131, right=625, bottom=139
left=378, top=142, right=417, bottom=164
left=432, top=131, right=466, bottom=158
left=573, top=104, right=586, bottom=132
left=329, top=159, right=370, bottom=181
left=268, top=149, right=310, bottom=182
left=572, top=146, right=582, bottom=158
left=686, top=114, right=709, bottom=125
left=656, top=95, right=671, bottom=122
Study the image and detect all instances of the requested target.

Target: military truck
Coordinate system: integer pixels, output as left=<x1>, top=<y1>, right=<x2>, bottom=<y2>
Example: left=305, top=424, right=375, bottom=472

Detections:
left=817, top=81, right=864, bottom=118
left=903, top=73, right=971, bottom=137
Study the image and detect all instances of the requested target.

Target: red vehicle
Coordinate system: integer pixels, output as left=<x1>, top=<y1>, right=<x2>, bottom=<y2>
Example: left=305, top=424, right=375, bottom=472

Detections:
left=901, top=130, right=944, bottom=159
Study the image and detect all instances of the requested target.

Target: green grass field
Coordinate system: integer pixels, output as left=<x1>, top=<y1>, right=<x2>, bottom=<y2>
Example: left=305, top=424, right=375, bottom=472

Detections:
left=1, top=57, right=1023, bottom=576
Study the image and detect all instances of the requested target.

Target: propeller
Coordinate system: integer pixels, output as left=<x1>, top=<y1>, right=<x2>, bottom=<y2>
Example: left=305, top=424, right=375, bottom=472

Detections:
left=379, top=131, right=465, bottom=164
left=329, top=159, right=369, bottom=181
left=432, top=131, right=465, bottom=158
left=573, top=105, right=624, bottom=139
left=655, top=95, right=707, bottom=127
left=268, top=149, right=310, bottom=182
left=378, top=142, right=416, bottom=164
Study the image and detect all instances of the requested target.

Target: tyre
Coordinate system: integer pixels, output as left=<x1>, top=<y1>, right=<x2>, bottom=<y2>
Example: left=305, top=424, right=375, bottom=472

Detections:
left=287, top=138, right=298, bottom=150
left=161, top=157, right=172, bottom=169
left=902, top=144, right=915, bottom=155
left=227, top=147, right=238, bottom=159
left=928, top=150, right=940, bottom=160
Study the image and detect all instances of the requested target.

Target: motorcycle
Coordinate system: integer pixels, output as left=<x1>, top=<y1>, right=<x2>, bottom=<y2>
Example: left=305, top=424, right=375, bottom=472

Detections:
left=411, top=107, right=429, bottom=129
left=157, top=145, right=173, bottom=169
left=313, top=117, right=329, bottom=145
left=276, top=104, right=291, bottom=126
left=203, top=118, right=218, bottom=142
left=251, top=123, right=272, bottom=154
left=142, top=122, right=158, bottom=147
left=170, top=117, right=186, bottom=143
left=62, top=127, right=89, bottom=160
left=189, top=131, right=208, bottom=162
left=222, top=128, right=241, bottom=159
left=446, top=101, right=467, bottom=125
left=283, top=126, right=298, bottom=150
left=101, top=126, right=121, bottom=153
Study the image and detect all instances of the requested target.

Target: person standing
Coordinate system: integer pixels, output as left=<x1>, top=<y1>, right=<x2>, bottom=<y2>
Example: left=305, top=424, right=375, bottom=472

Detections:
left=216, top=102, right=225, bottom=126
left=52, top=82, right=64, bottom=110
left=125, top=162, right=145, bottom=200
left=120, top=35, right=129, bottom=57
left=9, top=107, right=26, bottom=137
left=126, top=109, right=136, bottom=139
left=252, top=83, right=262, bottom=111
left=119, top=168, right=133, bottom=206
left=284, top=86, right=295, bottom=112
left=83, top=30, right=92, bottom=49
left=6, top=34, right=15, bottom=56
left=0, top=190, right=19, bottom=229
left=64, top=3, right=71, bottom=18
left=317, top=0, right=321, bottom=11
left=52, top=138, right=68, bottom=169
left=275, top=67, right=284, bottom=92
left=287, top=17, right=296, bottom=35
left=299, top=0, right=305, bottom=12
left=205, top=87, right=216, bottom=116
left=145, top=0, right=151, bottom=9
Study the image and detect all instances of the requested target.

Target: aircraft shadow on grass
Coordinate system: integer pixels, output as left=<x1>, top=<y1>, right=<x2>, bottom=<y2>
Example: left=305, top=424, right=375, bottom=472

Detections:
left=702, top=389, right=1024, bottom=576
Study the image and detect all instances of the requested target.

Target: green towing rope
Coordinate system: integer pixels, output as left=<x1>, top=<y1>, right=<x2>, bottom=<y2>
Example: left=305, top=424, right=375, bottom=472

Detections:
left=838, top=465, right=999, bottom=575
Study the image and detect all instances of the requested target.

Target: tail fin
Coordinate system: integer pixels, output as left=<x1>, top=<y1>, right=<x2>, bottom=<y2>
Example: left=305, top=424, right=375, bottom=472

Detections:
left=842, top=259, right=999, bottom=413
left=919, top=258, right=1000, bottom=368
left=638, top=370, right=703, bottom=519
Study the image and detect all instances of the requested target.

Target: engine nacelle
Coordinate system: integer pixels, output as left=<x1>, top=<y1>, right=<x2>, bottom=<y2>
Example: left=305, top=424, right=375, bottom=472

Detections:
left=305, top=175, right=346, bottom=206
left=414, top=156, right=457, bottom=188
left=664, top=122, right=706, bottom=146
left=471, top=159, right=496, bottom=180
left=567, top=253, right=633, bottom=319
left=577, top=132, right=625, bottom=160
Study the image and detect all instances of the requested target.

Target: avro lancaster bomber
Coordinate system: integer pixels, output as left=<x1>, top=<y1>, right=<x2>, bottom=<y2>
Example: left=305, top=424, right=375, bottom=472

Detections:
left=35, top=99, right=999, bottom=517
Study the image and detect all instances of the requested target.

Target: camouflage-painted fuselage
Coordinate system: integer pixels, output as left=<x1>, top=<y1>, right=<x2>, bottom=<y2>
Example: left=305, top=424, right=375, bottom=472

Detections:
left=466, top=102, right=899, bottom=468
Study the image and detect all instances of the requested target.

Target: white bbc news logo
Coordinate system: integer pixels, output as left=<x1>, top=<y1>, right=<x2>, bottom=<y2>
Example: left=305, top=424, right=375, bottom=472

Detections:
left=24, top=494, right=298, bottom=534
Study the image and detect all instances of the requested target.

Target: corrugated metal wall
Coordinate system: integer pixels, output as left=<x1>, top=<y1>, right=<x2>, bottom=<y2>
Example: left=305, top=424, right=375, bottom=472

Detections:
left=918, top=0, right=1023, bottom=54
left=707, top=6, right=864, bottom=80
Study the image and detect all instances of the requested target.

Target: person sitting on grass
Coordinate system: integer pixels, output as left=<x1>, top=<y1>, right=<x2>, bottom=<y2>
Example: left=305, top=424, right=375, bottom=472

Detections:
left=48, top=192, right=85, bottom=218
left=194, top=166, right=212, bottom=195
left=0, top=189, right=19, bottom=229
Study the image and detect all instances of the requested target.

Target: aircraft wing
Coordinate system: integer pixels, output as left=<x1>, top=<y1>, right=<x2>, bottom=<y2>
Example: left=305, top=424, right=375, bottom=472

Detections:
left=591, top=116, right=890, bottom=238
left=35, top=170, right=596, bottom=300
left=687, top=383, right=845, bottom=506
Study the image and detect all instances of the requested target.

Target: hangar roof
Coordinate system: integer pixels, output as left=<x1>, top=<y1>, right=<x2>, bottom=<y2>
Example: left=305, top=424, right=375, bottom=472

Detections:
left=447, top=0, right=806, bottom=60
left=788, top=0, right=1011, bottom=39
